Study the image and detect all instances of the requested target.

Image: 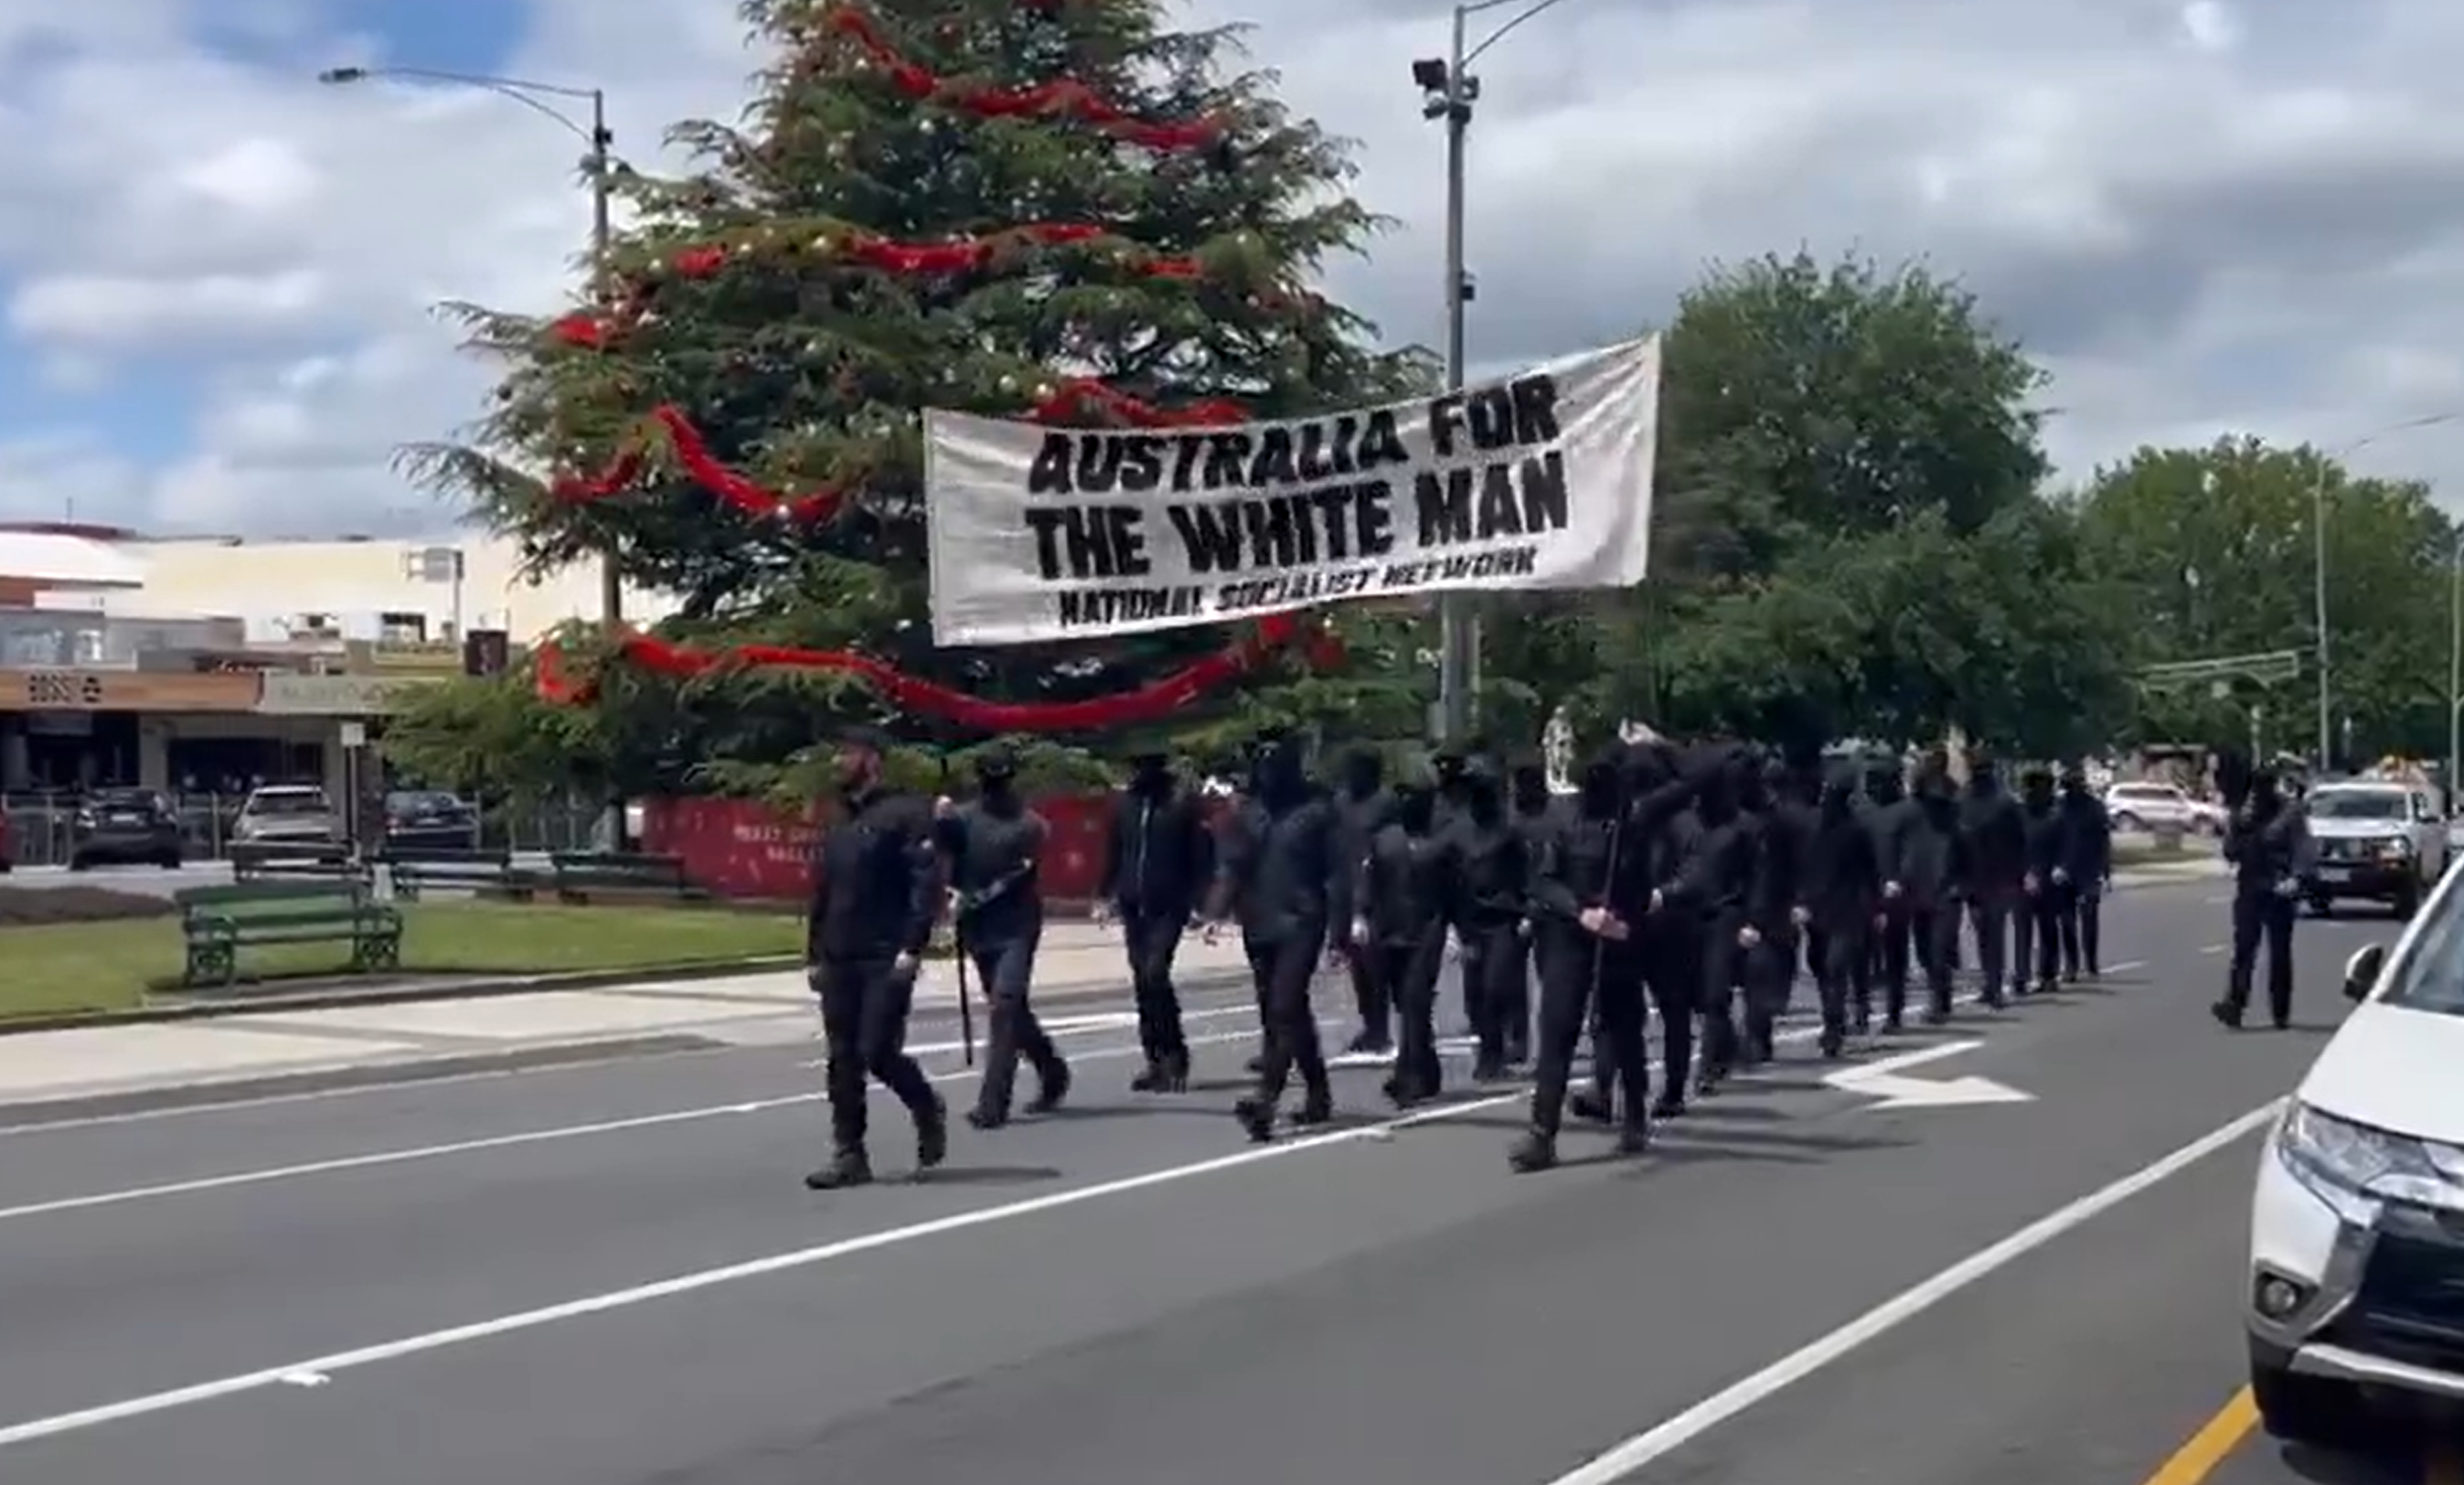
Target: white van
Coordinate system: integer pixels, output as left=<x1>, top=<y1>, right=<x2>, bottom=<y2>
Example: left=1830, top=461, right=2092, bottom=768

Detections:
left=2245, top=866, right=2464, bottom=1443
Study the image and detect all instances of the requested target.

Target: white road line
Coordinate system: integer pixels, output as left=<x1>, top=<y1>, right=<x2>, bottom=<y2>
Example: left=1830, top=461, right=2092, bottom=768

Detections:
left=1537, top=1097, right=2286, bottom=1485
left=2201, top=944, right=2227, bottom=956
left=0, top=957, right=2161, bottom=1448
left=0, top=1012, right=1251, bottom=1225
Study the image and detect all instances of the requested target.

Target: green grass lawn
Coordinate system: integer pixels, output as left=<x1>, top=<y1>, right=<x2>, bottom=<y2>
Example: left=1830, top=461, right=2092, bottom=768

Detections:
left=0, top=900, right=805, bottom=1022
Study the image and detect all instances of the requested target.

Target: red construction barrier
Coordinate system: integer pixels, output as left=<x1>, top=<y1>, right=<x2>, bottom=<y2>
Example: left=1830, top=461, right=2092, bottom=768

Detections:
left=643, top=792, right=1135, bottom=905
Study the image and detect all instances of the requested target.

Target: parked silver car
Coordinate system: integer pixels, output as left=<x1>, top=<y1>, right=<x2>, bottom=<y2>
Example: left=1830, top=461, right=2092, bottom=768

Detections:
left=232, top=785, right=341, bottom=844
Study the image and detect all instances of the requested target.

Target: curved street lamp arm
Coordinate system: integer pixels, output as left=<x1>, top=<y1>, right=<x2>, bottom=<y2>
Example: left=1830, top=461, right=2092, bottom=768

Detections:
left=319, top=66, right=599, bottom=146
left=1463, top=0, right=1584, bottom=69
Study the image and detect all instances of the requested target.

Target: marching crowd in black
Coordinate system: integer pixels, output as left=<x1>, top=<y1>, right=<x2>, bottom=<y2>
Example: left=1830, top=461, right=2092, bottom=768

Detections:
left=795, top=723, right=2259, bottom=1189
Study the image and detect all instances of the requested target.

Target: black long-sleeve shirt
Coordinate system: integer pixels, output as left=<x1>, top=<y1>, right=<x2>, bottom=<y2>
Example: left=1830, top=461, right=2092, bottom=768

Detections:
left=1098, top=785, right=1211, bottom=918
left=1803, top=811, right=1882, bottom=928
left=1889, top=797, right=1968, bottom=908
left=2020, top=801, right=2065, bottom=884
left=2225, top=803, right=2314, bottom=893
left=1213, top=793, right=1344, bottom=945
left=2056, top=792, right=2112, bottom=883
left=808, top=785, right=938, bottom=962
left=938, top=800, right=1044, bottom=945
left=1446, top=812, right=1530, bottom=930
left=1355, top=822, right=1458, bottom=945
left=1958, top=785, right=2029, bottom=892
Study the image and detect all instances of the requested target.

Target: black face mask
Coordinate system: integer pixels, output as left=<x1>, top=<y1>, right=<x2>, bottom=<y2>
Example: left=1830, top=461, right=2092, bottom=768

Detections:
left=1132, top=760, right=1170, bottom=795
left=1256, top=746, right=1306, bottom=805
left=1343, top=758, right=1382, bottom=797
left=1466, top=777, right=1503, bottom=824
left=1577, top=758, right=1621, bottom=817
left=1868, top=774, right=1904, bottom=806
left=2022, top=782, right=2053, bottom=810
left=1820, top=780, right=1854, bottom=820
left=1512, top=769, right=1552, bottom=813
left=979, top=774, right=1018, bottom=805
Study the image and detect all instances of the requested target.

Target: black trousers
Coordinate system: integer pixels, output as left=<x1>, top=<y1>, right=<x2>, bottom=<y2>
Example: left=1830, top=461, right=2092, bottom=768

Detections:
left=971, top=933, right=1065, bottom=1119
left=1460, top=920, right=1524, bottom=1066
left=1906, top=903, right=1957, bottom=1015
left=1963, top=892, right=2012, bottom=996
left=1742, top=922, right=1797, bottom=1054
left=1504, top=928, right=1534, bottom=1057
left=2062, top=883, right=2102, bottom=974
left=2225, top=891, right=2297, bottom=1022
left=1122, top=908, right=1189, bottom=1063
left=1247, top=928, right=1329, bottom=1104
left=1644, top=924, right=1699, bottom=1101
left=1812, top=917, right=1872, bottom=1035
left=1698, top=914, right=1746, bottom=1080
left=2011, top=886, right=2061, bottom=986
left=1531, top=932, right=1648, bottom=1136
left=1873, top=902, right=1913, bottom=1011
left=813, top=955, right=939, bottom=1154
left=1340, top=936, right=1392, bottom=1044
left=1376, top=930, right=1449, bottom=1098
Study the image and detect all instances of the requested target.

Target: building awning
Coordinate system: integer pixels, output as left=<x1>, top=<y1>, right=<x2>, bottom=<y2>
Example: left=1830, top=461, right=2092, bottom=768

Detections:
left=0, top=531, right=145, bottom=590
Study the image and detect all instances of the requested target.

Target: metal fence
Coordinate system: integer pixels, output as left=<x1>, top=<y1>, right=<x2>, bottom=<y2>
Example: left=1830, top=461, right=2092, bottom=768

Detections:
left=0, top=791, right=605, bottom=870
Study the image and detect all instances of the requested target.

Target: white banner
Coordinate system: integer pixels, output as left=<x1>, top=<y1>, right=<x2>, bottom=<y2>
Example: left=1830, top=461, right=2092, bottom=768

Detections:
left=923, top=335, right=1660, bottom=646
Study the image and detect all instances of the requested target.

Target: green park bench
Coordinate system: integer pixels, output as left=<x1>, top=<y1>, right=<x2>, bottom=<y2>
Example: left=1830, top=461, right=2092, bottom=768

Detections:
left=175, top=881, right=404, bottom=989
left=546, top=850, right=704, bottom=903
left=380, top=845, right=525, bottom=902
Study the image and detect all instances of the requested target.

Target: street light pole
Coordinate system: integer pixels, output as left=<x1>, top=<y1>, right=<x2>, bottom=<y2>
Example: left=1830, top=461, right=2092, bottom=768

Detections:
left=321, top=62, right=627, bottom=841
left=2448, top=536, right=2461, bottom=803
left=1419, top=0, right=1580, bottom=745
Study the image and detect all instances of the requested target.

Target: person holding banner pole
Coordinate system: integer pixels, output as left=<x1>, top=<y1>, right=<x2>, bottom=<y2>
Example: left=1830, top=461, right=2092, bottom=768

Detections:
left=937, top=747, right=1072, bottom=1129
left=1096, top=748, right=1211, bottom=1094
left=1213, top=728, right=1346, bottom=1141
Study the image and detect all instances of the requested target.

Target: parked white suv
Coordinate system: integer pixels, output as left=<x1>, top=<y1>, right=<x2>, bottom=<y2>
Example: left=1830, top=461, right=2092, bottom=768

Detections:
left=2245, top=873, right=2464, bottom=1444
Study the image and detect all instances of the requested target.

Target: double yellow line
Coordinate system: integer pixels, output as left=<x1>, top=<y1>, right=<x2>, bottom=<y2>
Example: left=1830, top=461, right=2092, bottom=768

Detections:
left=2139, top=1385, right=2462, bottom=1484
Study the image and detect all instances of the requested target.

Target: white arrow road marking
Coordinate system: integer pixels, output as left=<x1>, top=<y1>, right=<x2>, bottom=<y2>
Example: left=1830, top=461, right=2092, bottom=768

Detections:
left=1821, top=1040, right=2032, bottom=1110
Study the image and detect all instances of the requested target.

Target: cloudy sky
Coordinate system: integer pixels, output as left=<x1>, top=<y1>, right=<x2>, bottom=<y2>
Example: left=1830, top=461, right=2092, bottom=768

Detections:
left=4, top=0, right=2464, bottom=538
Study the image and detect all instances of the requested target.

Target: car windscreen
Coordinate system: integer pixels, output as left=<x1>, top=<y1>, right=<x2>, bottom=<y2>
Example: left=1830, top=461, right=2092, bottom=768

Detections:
left=2383, top=890, right=2464, bottom=1015
left=2309, top=791, right=2405, bottom=820
left=90, top=791, right=165, bottom=814
left=248, top=792, right=329, bottom=816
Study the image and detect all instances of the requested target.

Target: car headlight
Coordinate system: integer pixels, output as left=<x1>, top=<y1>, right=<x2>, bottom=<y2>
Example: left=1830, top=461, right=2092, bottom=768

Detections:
left=2278, top=1102, right=2464, bottom=1221
left=2379, top=836, right=2415, bottom=857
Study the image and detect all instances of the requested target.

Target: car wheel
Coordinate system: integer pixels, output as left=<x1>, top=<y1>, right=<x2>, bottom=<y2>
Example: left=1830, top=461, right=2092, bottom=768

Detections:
left=2250, top=1356, right=2370, bottom=1447
left=67, top=855, right=90, bottom=873
left=156, top=851, right=181, bottom=870
left=2113, top=811, right=2144, bottom=832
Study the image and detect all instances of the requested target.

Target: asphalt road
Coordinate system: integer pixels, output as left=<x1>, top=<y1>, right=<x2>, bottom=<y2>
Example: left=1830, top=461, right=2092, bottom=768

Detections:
left=0, top=879, right=2420, bottom=1485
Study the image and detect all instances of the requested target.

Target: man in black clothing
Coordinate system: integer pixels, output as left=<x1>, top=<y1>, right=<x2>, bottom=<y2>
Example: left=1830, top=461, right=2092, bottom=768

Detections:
left=1569, top=742, right=1701, bottom=1126
left=1863, top=764, right=1914, bottom=1015
left=1803, top=772, right=1881, bottom=1054
left=1741, top=757, right=1810, bottom=1064
left=804, top=727, right=949, bottom=1191
left=2014, top=765, right=2065, bottom=996
left=1098, top=749, right=1211, bottom=1093
left=2054, top=766, right=2110, bottom=978
left=1446, top=758, right=1531, bottom=1083
left=1671, top=750, right=1758, bottom=1095
left=1350, top=771, right=1457, bottom=1107
left=1216, top=729, right=1345, bottom=1141
left=1505, top=754, right=1563, bottom=1064
left=1957, top=754, right=2028, bottom=1009
left=1331, top=746, right=1397, bottom=1055
left=1894, top=765, right=1968, bottom=1026
left=940, top=747, right=1072, bottom=1129
left=1514, top=746, right=1653, bottom=1170
left=2213, top=769, right=2310, bottom=1030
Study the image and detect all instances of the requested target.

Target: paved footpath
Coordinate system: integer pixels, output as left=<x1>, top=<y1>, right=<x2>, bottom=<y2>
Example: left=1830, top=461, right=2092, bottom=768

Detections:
left=5, top=869, right=2407, bottom=1485
left=0, top=926, right=1252, bottom=1122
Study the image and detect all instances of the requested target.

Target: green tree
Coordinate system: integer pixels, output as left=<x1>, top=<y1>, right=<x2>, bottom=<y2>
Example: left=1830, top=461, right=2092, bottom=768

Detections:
left=2073, top=437, right=2456, bottom=759
left=397, top=0, right=1432, bottom=795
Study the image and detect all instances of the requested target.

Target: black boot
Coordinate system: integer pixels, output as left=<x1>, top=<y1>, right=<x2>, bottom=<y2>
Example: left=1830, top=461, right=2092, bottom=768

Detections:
left=1291, top=1088, right=1335, bottom=1127
left=1567, top=1089, right=1615, bottom=1125
left=803, top=1148, right=872, bottom=1191
left=1160, top=1048, right=1189, bottom=1093
left=1648, top=1094, right=1685, bottom=1119
left=965, top=1106, right=1007, bottom=1131
left=1130, top=1059, right=1168, bottom=1093
left=2210, top=999, right=2245, bottom=1030
left=1027, top=1060, right=1072, bottom=1115
left=914, top=1093, right=948, bottom=1171
left=1615, top=1122, right=1651, bottom=1156
left=1233, top=1095, right=1276, bottom=1143
left=1508, top=1127, right=1558, bottom=1172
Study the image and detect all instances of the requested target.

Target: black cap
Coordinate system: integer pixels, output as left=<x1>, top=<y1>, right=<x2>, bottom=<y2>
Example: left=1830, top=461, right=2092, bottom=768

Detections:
left=975, top=745, right=1019, bottom=781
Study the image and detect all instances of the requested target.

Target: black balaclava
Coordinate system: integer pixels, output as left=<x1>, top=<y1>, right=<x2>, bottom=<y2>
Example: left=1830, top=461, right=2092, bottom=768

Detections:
left=975, top=746, right=1020, bottom=811
left=2021, top=765, right=2053, bottom=813
left=1465, top=759, right=1505, bottom=826
left=2059, top=765, right=2088, bottom=800
left=1917, top=764, right=1957, bottom=821
left=1433, top=748, right=1469, bottom=807
left=1696, top=756, right=1740, bottom=826
left=1577, top=747, right=1622, bottom=819
left=1130, top=750, right=1172, bottom=797
left=1254, top=733, right=1307, bottom=809
left=1733, top=753, right=1771, bottom=814
left=1395, top=776, right=1438, bottom=835
left=1623, top=742, right=1672, bottom=797
left=2250, top=767, right=2282, bottom=818
left=1819, top=772, right=1856, bottom=822
left=1510, top=756, right=1552, bottom=816
left=1867, top=766, right=1905, bottom=807
left=1967, top=753, right=2000, bottom=796
left=1341, top=747, right=1383, bottom=801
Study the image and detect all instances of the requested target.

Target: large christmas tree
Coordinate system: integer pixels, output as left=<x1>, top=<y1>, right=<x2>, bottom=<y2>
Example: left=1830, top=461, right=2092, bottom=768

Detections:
left=393, top=0, right=1435, bottom=798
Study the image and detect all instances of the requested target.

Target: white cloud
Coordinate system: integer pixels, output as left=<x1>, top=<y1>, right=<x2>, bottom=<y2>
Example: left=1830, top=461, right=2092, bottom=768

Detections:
left=3, top=0, right=2464, bottom=535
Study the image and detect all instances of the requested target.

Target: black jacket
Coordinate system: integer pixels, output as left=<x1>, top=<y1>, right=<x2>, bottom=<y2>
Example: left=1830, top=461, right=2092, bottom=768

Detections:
left=1332, top=785, right=1395, bottom=923
left=1748, top=794, right=1814, bottom=927
left=809, top=785, right=939, bottom=962
left=1446, top=808, right=1531, bottom=930
left=1098, top=785, right=1211, bottom=918
left=1957, top=783, right=2029, bottom=892
left=2056, top=789, right=2112, bottom=883
left=1890, top=795, right=1968, bottom=908
left=1355, top=821, right=1457, bottom=945
left=938, top=799, right=1044, bottom=945
left=2019, top=800, right=2065, bottom=886
left=1803, top=807, right=1882, bottom=928
left=2225, top=801, right=2312, bottom=893
left=1213, top=792, right=1344, bottom=945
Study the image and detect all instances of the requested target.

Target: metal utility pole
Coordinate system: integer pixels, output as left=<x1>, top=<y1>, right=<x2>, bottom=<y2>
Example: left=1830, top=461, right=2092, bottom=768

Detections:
left=1418, top=0, right=1579, bottom=745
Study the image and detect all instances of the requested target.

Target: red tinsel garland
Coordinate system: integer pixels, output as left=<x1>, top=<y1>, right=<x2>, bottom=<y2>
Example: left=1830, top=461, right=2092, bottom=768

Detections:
left=549, top=383, right=1243, bottom=524
left=820, top=5, right=1221, bottom=153
left=548, top=220, right=1211, bottom=352
left=536, top=613, right=1345, bottom=732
